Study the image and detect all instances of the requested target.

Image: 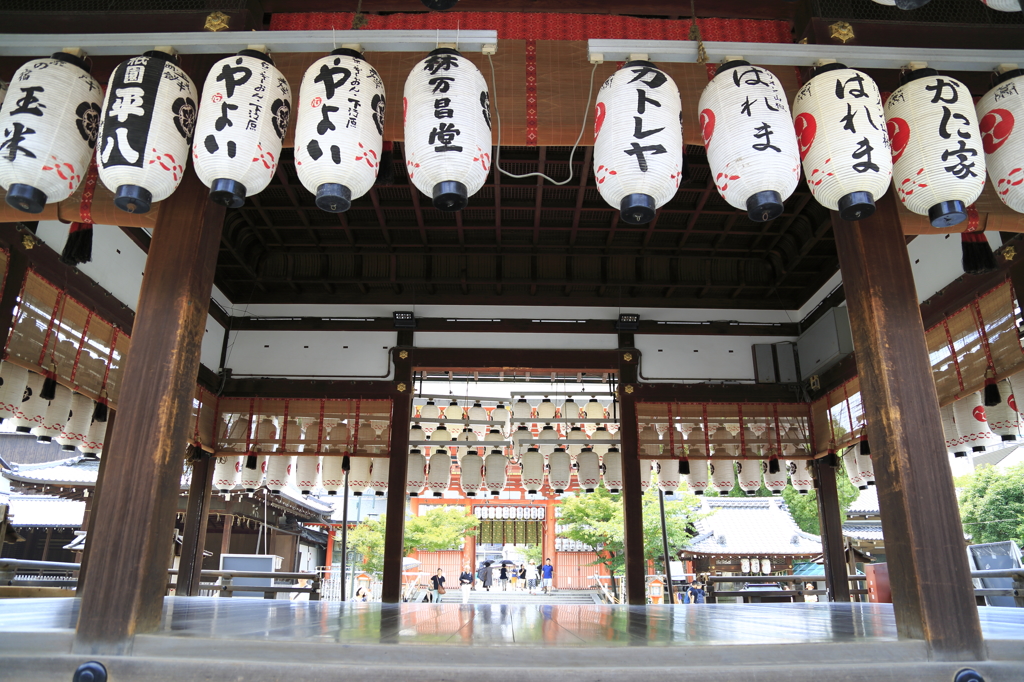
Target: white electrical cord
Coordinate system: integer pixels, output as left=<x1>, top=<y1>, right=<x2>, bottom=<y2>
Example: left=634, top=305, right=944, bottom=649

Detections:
left=487, top=54, right=599, bottom=185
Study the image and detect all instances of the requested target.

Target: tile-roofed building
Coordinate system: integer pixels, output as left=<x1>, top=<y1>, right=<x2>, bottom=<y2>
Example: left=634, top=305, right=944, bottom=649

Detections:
left=843, top=487, right=884, bottom=563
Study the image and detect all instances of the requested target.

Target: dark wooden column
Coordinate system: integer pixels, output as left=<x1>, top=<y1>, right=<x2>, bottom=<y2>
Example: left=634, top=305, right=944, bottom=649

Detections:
left=76, top=412, right=115, bottom=596
left=618, top=335, right=646, bottom=606
left=813, top=457, right=850, bottom=602
left=832, top=195, right=984, bottom=660
left=175, top=452, right=216, bottom=596
left=74, top=168, right=225, bottom=655
left=380, top=332, right=414, bottom=604
left=0, top=240, right=29, bottom=344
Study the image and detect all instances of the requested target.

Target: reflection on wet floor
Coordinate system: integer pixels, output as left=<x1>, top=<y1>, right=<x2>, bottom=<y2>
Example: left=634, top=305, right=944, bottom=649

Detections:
left=1, top=598, right=1022, bottom=647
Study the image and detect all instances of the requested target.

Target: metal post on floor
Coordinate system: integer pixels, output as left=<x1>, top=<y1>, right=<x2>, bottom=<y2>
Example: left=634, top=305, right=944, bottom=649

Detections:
left=340, top=456, right=350, bottom=602
left=658, top=488, right=674, bottom=604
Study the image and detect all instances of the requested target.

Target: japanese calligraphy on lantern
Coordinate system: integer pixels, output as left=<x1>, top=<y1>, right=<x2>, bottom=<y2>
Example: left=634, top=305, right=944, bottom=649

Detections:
left=403, top=49, right=492, bottom=211
left=698, top=61, right=800, bottom=222
left=295, top=49, right=386, bottom=212
left=977, top=69, right=1024, bottom=214
left=192, top=49, right=291, bottom=208
left=593, top=60, right=683, bottom=225
left=792, top=65, right=892, bottom=221
left=884, top=69, right=985, bottom=227
left=0, top=52, right=102, bottom=213
left=96, top=51, right=198, bottom=213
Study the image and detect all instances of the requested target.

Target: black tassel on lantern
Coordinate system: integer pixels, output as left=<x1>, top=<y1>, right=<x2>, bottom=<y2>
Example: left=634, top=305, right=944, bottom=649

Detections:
left=859, top=438, right=871, bottom=456
left=984, top=371, right=1001, bottom=407
left=825, top=448, right=839, bottom=468
left=59, top=222, right=94, bottom=267
left=92, top=394, right=108, bottom=423
left=40, top=366, right=58, bottom=402
left=961, top=232, right=997, bottom=275
left=342, top=455, right=351, bottom=472
left=679, top=459, right=690, bottom=475
left=768, top=458, right=780, bottom=475
left=375, top=141, right=395, bottom=186
left=245, top=452, right=258, bottom=470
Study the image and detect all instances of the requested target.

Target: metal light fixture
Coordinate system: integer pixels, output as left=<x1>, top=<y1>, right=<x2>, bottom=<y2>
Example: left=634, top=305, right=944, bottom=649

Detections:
left=393, top=311, right=416, bottom=328
left=616, top=313, right=640, bottom=331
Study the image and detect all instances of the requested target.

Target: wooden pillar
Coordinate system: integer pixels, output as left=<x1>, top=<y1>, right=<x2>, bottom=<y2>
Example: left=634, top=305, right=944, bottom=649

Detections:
left=618, top=335, right=646, bottom=606
left=73, top=168, right=225, bottom=654
left=175, top=452, right=216, bottom=596
left=220, top=514, right=233, bottom=558
left=380, top=331, right=413, bottom=603
left=76, top=412, right=115, bottom=596
left=813, top=457, right=850, bottom=602
left=40, top=527, right=53, bottom=562
left=832, top=196, right=984, bottom=660
left=0, top=241, right=29, bottom=344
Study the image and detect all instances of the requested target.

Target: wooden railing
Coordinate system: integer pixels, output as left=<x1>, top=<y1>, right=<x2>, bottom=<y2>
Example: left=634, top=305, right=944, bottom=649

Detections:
left=705, top=573, right=868, bottom=603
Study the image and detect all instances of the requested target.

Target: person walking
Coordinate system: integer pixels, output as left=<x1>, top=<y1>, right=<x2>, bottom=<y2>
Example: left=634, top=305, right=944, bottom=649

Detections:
left=509, top=564, right=519, bottom=591
left=459, top=565, right=474, bottom=604
left=479, top=563, right=493, bottom=591
left=541, top=558, right=554, bottom=594
left=518, top=564, right=527, bottom=591
left=499, top=564, right=509, bottom=591
left=430, top=568, right=446, bottom=603
left=687, top=581, right=706, bottom=604
left=525, top=561, right=539, bottom=594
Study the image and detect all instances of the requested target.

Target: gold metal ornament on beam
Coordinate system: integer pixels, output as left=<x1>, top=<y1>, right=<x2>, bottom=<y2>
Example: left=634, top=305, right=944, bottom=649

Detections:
left=625, top=385, right=635, bottom=394
left=1002, top=245, right=1016, bottom=261
left=396, top=382, right=407, bottom=392
left=829, top=22, right=855, bottom=44
left=399, top=350, right=409, bottom=359
left=623, top=352, right=633, bottom=362
left=204, top=11, right=231, bottom=32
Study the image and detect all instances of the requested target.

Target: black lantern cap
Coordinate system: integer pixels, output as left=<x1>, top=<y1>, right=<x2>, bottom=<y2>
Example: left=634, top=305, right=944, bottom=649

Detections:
left=715, top=59, right=750, bottom=76
left=51, top=51, right=90, bottom=73
left=928, top=200, right=967, bottom=228
left=900, top=67, right=939, bottom=85
left=316, top=183, right=352, bottom=213
left=620, top=193, right=656, bottom=225
left=114, top=185, right=153, bottom=214
left=838, top=191, right=876, bottom=222
left=330, top=47, right=364, bottom=60
left=237, top=49, right=275, bottom=65
left=746, top=190, right=784, bottom=223
left=209, top=178, right=247, bottom=209
left=433, top=180, right=468, bottom=211
left=143, top=50, right=179, bottom=64
left=4, top=184, right=47, bottom=214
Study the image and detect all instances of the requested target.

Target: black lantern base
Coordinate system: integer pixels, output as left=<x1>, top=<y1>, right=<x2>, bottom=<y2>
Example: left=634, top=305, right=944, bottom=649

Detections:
left=209, top=178, right=247, bottom=209
left=746, top=190, right=784, bottom=222
left=61, top=445, right=76, bottom=452
left=691, top=490, right=701, bottom=495
left=432, top=181, right=468, bottom=211
left=316, top=183, right=352, bottom=213
left=929, top=200, right=967, bottom=228
left=620, top=193, right=656, bottom=225
left=527, top=489, right=538, bottom=494
left=555, top=488, right=565, bottom=494
left=838, top=191, right=876, bottom=222
left=1002, top=435, right=1017, bottom=441
left=15, top=426, right=31, bottom=434
left=5, top=183, right=48, bottom=214
left=114, top=184, right=153, bottom=214
left=746, top=490, right=757, bottom=496
left=894, top=0, right=932, bottom=9
left=585, top=487, right=595, bottom=493
left=375, top=491, right=385, bottom=496
left=36, top=436, right=52, bottom=444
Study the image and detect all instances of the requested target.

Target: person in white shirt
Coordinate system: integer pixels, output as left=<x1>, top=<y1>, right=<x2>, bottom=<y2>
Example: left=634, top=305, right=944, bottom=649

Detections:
left=525, top=561, right=540, bottom=594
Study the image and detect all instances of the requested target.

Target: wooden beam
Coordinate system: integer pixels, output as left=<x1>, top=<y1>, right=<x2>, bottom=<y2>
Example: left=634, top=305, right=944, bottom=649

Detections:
left=617, top=338, right=646, bottom=605
left=175, top=452, right=216, bottom=596
left=831, top=196, right=984, bottom=660
left=73, top=168, right=225, bottom=654
left=0, top=240, right=29, bottom=346
left=75, top=413, right=115, bottom=597
left=381, top=331, right=414, bottom=604
left=813, top=457, right=850, bottom=602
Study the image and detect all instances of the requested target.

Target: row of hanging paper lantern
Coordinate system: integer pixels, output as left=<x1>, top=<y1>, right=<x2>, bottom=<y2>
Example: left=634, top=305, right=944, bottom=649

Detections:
left=0, top=363, right=106, bottom=456
left=872, top=0, right=1022, bottom=10
left=473, top=505, right=546, bottom=519
left=941, top=377, right=1021, bottom=457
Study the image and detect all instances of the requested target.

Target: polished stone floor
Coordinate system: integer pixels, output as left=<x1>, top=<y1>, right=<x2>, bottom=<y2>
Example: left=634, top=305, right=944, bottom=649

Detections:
left=1, top=597, right=1022, bottom=647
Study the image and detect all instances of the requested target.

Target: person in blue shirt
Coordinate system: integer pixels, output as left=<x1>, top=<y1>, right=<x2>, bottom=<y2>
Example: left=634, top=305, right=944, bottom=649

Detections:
left=687, top=581, right=706, bottom=604
left=541, top=558, right=554, bottom=594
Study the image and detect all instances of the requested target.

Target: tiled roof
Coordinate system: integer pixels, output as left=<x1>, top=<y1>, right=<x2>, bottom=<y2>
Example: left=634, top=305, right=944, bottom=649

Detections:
left=843, top=522, right=885, bottom=541
left=971, top=445, right=1020, bottom=469
left=847, top=487, right=879, bottom=516
left=2, top=456, right=102, bottom=486
left=2, top=493, right=85, bottom=528
left=683, top=497, right=822, bottom=556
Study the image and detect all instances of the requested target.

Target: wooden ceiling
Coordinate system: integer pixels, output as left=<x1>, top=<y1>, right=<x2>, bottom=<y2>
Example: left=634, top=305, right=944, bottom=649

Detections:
left=216, top=143, right=838, bottom=309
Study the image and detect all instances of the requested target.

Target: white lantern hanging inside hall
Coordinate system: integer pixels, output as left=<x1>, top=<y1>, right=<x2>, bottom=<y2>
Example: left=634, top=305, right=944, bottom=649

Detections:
left=0, top=362, right=29, bottom=423
left=295, top=421, right=320, bottom=494
left=12, top=372, right=48, bottom=434
left=430, top=423, right=451, bottom=443
left=33, top=383, right=72, bottom=443
left=940, top=402, right=966, bottom=456
left=512, top=397, right=532, bottom=421
left=512, top=424, right=533, bottom=455
left=536, top=397, right=557, bottom=420
left=843, top=447, right=867, bottom=490
left=791, top=63, right=892, bottom=221
left=0, top=50, right=102, bottom=214
left=736, top=460, right=761, bottom=495
left=855, top=448, right=875, bottom=487
left=952, top=391, right=1001, bottom=452
left=549, top=446, right=573, bottom=494
left=213, top=420, right=242, bottom=493
left=367, top=456, right=389, bottom=496
left=456, top=429, right=477, bottom=459
left=460, top=451, right=485, bottom=497
left=403, top=48, right=491, bottom=211
left=709, top=426, right=736, bottom=493
left=762, top=461, right=787, bottom=495
left=193, top=47, right=291, bottom=208
left=56, top=392, right=94, bottom=452
left=603, top=445, right=623, bottom=493
left=537, top=424, right=557, bottom=456
left=560, top=397, right=580, bottom=421
left=78, top=416, right=106, bottom=457
left=345, top=451, right=372, bottom=495
left=567, top=425, right=588, bottom=456
left=593, top=60, right=683, bottom=224
left=426, top=450, right=451, bottom=497
left=980, top=0, right=1023, bottom=11
left=584, top=397, right=604, bottom=420
left=420, top=399, right=440, bottom=420
left=639, top=458, right=653, bottom=492
left=491, top=402, right=510, bottom=433
left=577, top=447, right=602, bottom=493
left=658, top=458, right=681, bottom=495
left=406, top=448, right=427, bottom=496
left=521, top=445, right=546, bottom=494
left=295, top=49, right=385, bottom=212
left=787, top=457, right=813, bottom=494
left=409, top=422, right=425, bottom=443
left=96, top=49, right=198, bottom=213
left=977, top=67, right=1024, bottom=214
left=884, top=67, right=985, bottom=227
left=485, top=449, right=508, bottom=496
left=986, top=378, right=1020, bottom=440
left=698, top=60, right=801, bottom=222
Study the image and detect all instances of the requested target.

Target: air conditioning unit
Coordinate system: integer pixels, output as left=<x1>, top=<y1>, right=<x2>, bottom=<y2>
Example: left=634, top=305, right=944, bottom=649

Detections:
left=796, top=307, right=854, bottom=380
left=752, top=342, right=799, bottom=384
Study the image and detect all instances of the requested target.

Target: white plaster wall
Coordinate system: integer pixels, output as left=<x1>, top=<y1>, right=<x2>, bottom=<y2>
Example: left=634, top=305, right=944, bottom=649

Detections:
left=412, top=332, right=619, bottom=350
left=224, top=330, right=396, bottom=379
left=636, top=334, right=799, bottom=382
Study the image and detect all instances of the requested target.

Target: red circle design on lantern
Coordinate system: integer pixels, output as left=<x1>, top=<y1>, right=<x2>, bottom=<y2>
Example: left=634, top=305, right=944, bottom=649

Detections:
left=234, top=461, right=242, bottom=473
left=1009, top=393, right=1018, bottom=412
left=403, top=97, right=408, bottom=127
left=887, top=117, right=911, bottom=164
left=699, top=108, right=715, bottom=147
left=980, top=108, right=1014, bottom=155
left=794, top=113, right=817, bottom=161
left=594, top=102, right=606, bottom=141
left=973, top=405, right=987, bottom=422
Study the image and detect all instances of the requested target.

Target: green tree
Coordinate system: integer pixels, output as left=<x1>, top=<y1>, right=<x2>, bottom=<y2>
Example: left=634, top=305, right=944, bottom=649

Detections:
left=346, top=506, right=479, bottom=574
left=958, top=463, right=1024, bottom=546
left=781, top=463, right=860, bottom=535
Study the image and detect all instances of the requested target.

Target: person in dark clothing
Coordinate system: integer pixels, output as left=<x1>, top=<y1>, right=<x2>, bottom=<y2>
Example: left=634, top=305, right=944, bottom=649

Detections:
left=430, top=569, right=446, bottom=603
left=518, top=564, right=527, bottom=591
left=478, top=563, right=493, bottom=591
left=499, top=564, right=509, bottom=591
left=687, top=581, right=706, bottom=604
left=459, top=565, right=474, bottom=603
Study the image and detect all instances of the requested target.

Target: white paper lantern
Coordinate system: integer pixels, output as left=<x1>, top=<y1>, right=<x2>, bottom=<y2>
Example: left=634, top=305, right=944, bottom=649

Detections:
left=0, top=362, right=29, bottom=424
left=294, top=49, right=384, bottom=212
left=33, top=383, right=72, bottom=443
left=406, top=448, right=427, bottom=496
left=977, top=69, right=1024, bottom=213
left=213, top=454, right=241, bottom=493
left=792, top=64, right=892, bottom=220
left=940, top=402, right=966, bottom=456
left=12, top=372, right=48, bottom=433
left=491, top=402, right=510, bottom=432
left=484, top=450, right=508, bottom=496
left=657, top=458, right=681, bottom=495
left=549, top=447, right=573, bottom=493
left=420, top=399, right=440, bottom=420
left=987, top=378, right=1020, bottom=441
left=698, top=60, right=801, bottom=222
left=686, top=458, right=710, bottom=495
left=367, top=456, right=388, bottom=495
left=843, top=447, right=866, bottom=490
left=577, top=448, right=602, bottom=493
left=266, top=455, right=294, bottom=492
left=460, top=452, right=485, bottom=496
left=593, top=60, right=683, bottom=224
left=403, top=48, right=491, bottom=211
left=537, top=424, right=557, bottom=456
left=294, top=455, right=319, bottom=494
left=0, top=51, right=102, bottom=213
left=736, top=458, right=762, bottom=495
left=55, top=392, right=93, bottom=452
left=566, top=425, right=588, bottom=456
left=639, top=458, right=653, bottom=492
left=855, top=449, right=875, bottom=487
left=980, top=0, right=1022, bottom=10
left=426, top=451, right=451, bottom=497
left=603, top=446, right=623, bottom=493
left=521, top=446, right=546, bottom=494
left=788, top=457, right=813, bottom=494
left=512, top=397, right=532, bottom=420
left=709, top=459, right=735, bottom=494
left=193, top=48, right=291, bottom=208
left=762, top=461, right=787, bottom=495
left=560, top=397, right=580, bottom=420
left=341, top=452, right=369, bottom=495
left=639, top=423, right=660, bottom=457
left=456, top=429, right=477, bottom=459
left=78, top=416, right=106, bottom=456
left=430, top=424, right=451, bottom=443
left=884, top=68, right=985, bottom=226
left=536, top=398, right=556, bottom=420
left=96, top=50, right=197, bottom=213
left=584, top=398, right=604, bottom=420
left=953, top=391, right=1001, bottom=452
left=590, top=425, right=611, bottom=455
